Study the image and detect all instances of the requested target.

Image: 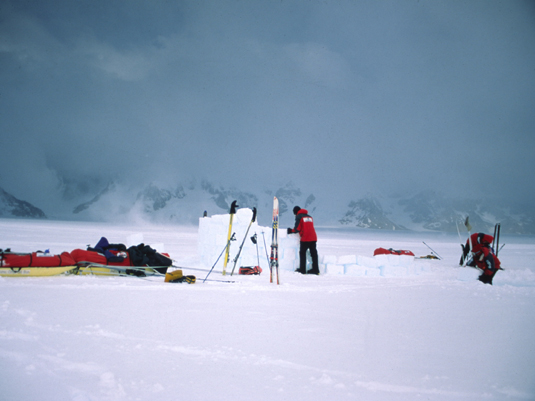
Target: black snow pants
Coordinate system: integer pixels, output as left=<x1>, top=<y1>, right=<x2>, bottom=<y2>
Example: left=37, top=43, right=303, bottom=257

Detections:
left=299, top=241, right=319, bottom=274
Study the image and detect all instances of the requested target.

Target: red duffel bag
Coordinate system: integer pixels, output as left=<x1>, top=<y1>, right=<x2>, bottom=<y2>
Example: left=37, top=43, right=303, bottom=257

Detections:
left=0, top=251, right=75, bottom=267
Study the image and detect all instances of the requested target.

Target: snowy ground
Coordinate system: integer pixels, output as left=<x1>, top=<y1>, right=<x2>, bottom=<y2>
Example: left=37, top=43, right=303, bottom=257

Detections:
left=1, top=218, right=535, bottom=401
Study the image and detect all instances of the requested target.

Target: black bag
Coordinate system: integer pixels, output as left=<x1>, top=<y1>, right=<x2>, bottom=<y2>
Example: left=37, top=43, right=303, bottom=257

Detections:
left=128, top=243, right=172, bottom=274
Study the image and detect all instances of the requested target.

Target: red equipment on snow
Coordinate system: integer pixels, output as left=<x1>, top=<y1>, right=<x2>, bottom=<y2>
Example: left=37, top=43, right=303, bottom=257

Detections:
left=373, top=248, right=415, bottom=257
left=0, top=250, right=75, bottom=267
left=238, top=266, right=262, bottom=275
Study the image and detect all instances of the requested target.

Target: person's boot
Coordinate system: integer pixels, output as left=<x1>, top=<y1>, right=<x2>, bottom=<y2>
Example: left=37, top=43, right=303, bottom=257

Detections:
left=478, top=273, right=493, bottom=285
left=294, top=268, right=305, bottom=274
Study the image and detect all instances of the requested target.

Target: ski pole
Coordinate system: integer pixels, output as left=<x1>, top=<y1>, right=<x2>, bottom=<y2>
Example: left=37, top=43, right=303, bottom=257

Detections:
left=251, top=233, right=260, bottom=269
left=202, top=278, right=236, bottom=283
left=261, top=231, right=270, bottom=271
left=495, top=223, right=501, bottom=257
left=204, top=233, right=235, bottom=282
left=492, top=224, right=498, bottom=251
left=231, top=207, right=257, bottom=276
left=422, top=241, right=442, bottom=260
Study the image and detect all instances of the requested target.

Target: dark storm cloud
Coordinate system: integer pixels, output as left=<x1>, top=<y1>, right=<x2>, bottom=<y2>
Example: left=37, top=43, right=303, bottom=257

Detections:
left=1, top=0, right=534, bottom=210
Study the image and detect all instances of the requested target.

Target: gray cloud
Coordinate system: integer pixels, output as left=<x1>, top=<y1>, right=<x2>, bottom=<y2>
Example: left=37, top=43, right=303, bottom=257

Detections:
left=1, top=0, right=534, bottom=212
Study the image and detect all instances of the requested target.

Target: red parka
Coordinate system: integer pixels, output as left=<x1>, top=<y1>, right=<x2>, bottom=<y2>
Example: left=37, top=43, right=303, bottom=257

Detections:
left=465, top=233, right=501, bottom=273
left=290, top=209, right=317, bottom=242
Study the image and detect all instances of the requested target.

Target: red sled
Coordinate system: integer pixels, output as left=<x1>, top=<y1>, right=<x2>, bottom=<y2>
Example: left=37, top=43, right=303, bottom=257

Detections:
left=373, top=248, right=415, bottom=257
left=0, top=250, right=76, bottom=277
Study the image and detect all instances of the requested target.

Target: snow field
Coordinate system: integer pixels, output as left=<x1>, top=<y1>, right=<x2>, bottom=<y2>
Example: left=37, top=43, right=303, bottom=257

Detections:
left=1, top=218, right=535, bottom=401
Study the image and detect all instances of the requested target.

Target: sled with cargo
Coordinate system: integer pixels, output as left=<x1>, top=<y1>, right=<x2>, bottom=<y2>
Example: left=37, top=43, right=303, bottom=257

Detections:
left=70, top=237, right=172, bottom=277
left=0, top=249, right=77, bottom=277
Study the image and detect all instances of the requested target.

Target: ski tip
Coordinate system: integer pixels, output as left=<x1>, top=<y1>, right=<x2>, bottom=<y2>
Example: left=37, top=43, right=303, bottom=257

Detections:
left=464, top=216, right=472, bottom=231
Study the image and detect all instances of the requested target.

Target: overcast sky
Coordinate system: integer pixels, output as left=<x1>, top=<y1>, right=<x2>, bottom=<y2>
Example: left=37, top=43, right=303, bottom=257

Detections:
left=1, top=0, right=534, bottom=210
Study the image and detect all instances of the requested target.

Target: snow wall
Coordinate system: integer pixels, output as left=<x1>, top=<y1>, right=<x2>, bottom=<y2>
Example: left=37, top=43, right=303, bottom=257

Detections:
left=198, top=208, right=433, bottom=277
left=198, top=208, right=300, bottom=273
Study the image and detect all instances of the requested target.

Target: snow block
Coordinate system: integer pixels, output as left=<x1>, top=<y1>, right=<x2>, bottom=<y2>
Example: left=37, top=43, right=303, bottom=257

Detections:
left=279, top=258, right=297, bottom=272
left=366, top=267, right=381, bottom=277
left=374, top=254, right=415, bottom=268
left=325, top=263, right=345, bottom=275
left=356, top=255, right=378, bottom=268
left=126, top=233, right=144, bottom=247
left=338, top=255, right=357, bottom=265
left=322, top=255, right=337, bottom=264
left=398, top=255, right=415, bottom=266
left=345, top=264, right=382, bottom=277
left=198, top=208, right=266, bottom=270
left=319, top=263, right=326, bottom=274
left=283, top=247, right=297, bottom=261
left=380, top=265, right=408, bottom=277
left=345, top=264, right=367, bottom=276
left=457, top=267, right=481, bottom=282
left=374, top=254, right=389, bottom=267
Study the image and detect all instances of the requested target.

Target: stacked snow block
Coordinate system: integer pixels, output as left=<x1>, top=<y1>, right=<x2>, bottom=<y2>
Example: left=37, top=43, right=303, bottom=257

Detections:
left=198, top=208, right=299, bottom=274
left=198, top=208, right=301, bottom=273
left=199, top=208, right=259, bottom=270
left=276, top=230, right=301, bottom=272
left=319, top=253, right=430, bottom=277
left=320, top=254, right=380, bottom=276
left=374, top=254, right=418, bottom=276
left=198, top=212, right=431, bottom=278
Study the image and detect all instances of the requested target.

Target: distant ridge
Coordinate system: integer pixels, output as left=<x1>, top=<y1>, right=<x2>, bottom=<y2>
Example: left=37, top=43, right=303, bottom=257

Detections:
left=0, top=187, right=46, bottom=218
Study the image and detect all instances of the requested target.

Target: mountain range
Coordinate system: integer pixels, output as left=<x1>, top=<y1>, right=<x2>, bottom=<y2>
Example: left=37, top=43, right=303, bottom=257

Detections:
left=0, top=187, right=46, bottom=219
left=0, top=183, right=533, bottom=235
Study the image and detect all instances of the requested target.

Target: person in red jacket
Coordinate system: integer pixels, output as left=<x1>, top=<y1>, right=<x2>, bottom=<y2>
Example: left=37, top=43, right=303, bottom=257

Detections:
left=460, top=232, right=502, bottom=285
left=287, top=206, right=319, bottom=275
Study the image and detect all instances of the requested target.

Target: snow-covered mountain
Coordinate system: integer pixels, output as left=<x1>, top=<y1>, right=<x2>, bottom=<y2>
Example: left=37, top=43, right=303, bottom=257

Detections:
left=1, top=183, right=533, bottom=234
left=62, top=180, right=321, bottom=227
left=339, top=190, right=535, bottom=235
left=0, top=187, right=46, bottom=219
left=339, top=196, right=406, bottom=230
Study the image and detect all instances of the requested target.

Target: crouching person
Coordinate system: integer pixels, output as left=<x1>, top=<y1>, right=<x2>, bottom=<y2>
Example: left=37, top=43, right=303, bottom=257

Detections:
left=461, top=233, right=502, bottom=285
